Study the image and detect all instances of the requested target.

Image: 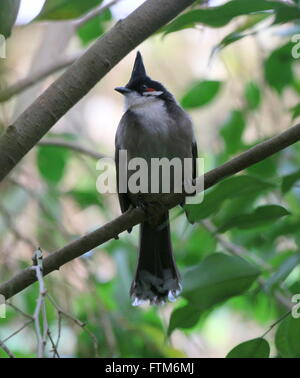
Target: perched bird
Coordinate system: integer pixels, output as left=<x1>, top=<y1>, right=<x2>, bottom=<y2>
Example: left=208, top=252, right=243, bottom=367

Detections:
left=115, top=51, right=197, bottom=305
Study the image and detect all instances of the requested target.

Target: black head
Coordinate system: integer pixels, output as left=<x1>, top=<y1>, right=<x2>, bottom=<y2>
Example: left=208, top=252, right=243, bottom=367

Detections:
left=115, top=51, right=173, bottom=102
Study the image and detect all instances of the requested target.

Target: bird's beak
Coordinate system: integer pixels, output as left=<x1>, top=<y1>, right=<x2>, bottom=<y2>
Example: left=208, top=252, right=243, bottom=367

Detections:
left=114, top=87, right=131, bottom=95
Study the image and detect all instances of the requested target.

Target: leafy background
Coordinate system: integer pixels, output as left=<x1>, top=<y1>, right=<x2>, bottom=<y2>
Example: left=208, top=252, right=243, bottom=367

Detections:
left=0, top=0, right=300, bottom=358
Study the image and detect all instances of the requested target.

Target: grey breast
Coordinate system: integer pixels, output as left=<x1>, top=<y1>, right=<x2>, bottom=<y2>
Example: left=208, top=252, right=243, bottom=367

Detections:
left=115, top=102, right=195, bottom=202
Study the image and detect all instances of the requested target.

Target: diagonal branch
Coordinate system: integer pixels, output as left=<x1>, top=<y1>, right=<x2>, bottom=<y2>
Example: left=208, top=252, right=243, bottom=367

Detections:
left=0, top=340, right=15, bottom=358
left=0, top=52, right=82, bottom=103
left=1, top=122, right=300, bottom=300
left=0, top=0, right=196, bottom=183
left=74, top=0, right=121, bottom=28
left=38, top=138, right=106, bottom=159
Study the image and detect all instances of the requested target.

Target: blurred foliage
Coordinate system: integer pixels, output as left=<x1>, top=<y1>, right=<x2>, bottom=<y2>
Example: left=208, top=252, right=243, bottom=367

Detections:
left=0, top=0, right=21, bottom=37
left=275, top=315, right=300, bottom=358
left=181, top=80, right=222, bottom=109
left=77, top=8, right=112, bottom=46
left=264, top=42, right=295, bottom=94
left=1, top=0, right=300, bottom=359
left=168, top=253, right=260, bottom=335
left=36, top=0, right=103, bottom=20
left=37, top=145, right=70, bottom=185
left=164, top=0, right=300, bottom=34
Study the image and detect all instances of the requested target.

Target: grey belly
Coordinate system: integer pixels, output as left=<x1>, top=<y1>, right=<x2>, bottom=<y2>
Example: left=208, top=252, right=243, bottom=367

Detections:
left=124, top=134, right=191, bottom=206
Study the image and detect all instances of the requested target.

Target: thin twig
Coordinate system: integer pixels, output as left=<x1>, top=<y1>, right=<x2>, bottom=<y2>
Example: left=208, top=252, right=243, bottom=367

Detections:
left=88, top=271, right=118, bottom=357
left=7, top=302, right=33, bottom=320
left=47, top=329, right=60, bottom=358
left=0, top=340, right=15, bottom=358
left=32, top=248, right=48, bottom=358
left=261, top=310, right=291, bottom=338
left=38, top=138, right=106, bottom=160
left=54, top=312, right=62, bottom=357
left=0, top=53, right=83, bottom=103
left=1, top=320, right=33, bottom=344
left=201, top=220, right=273, bottom=270
left=47, top=295, right=99, bottom=357
left=75, top=0, right=121, bottom=28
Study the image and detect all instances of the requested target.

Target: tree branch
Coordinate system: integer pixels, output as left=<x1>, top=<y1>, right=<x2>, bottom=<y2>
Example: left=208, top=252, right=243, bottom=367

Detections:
left=74, top=0, right=121, bottom=28
left=0, top=0, right=196, bottom=183
left=200, top=123, right=300, bottom=190
left=38, top=138, right=106, bottom=160
left=1, top=123, right=300, bottom=300
left=0, top=53, right=82, bottom=103
left=0, top=340, right=15, bottom=358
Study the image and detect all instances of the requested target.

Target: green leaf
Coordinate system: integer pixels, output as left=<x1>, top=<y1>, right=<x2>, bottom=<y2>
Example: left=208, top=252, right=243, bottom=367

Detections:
left=215, top=13, right=270, bottom=51
left=179, top=226, right=216, bottom=265
left=244, top=81, right=261, bottom=110
left=167, top=305, right=201, bottom=336
left=37, top=0, right=102, bottom=21
left=182, top=254, right=260, bottom=308
left=181, top=80, right=222, bottom=109
left=274, top=6, right=300, bottom=24
left=290, top=103, right=300, bottom=120
left=264, top=42, right=294, bottom=94
left=141, top=325, right=186, bottom=357
left=68, top=189, right=103, bottom=208
left=185, top=175, right=274, bottom=223
left=77, top=8, right=111, bottom=46
left=0, top=0, right=21, bottom=38
left=220, top=110, right=246, bottom=154
left=226, top=338, right=270, bottom=358
left=263, top=253, right=300, bottom=292
left=217, top=205, right=290, bottom=232
left=164, top=0, right=291, bottom=34
left=276, top=316, right=300, bottom=358
left=168, top=253, right=260, bottom=335
left=37, top=146, right=70, bottom=185
left=282, top=170, right=300, bottom=193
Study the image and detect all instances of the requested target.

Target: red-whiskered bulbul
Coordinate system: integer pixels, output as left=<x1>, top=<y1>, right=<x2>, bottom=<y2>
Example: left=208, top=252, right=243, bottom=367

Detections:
left=115, top=52, right=197, bottom=305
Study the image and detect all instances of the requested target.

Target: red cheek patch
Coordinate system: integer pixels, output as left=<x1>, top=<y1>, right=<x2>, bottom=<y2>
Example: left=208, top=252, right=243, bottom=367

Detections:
left=146, top=88, right=155, bottom=92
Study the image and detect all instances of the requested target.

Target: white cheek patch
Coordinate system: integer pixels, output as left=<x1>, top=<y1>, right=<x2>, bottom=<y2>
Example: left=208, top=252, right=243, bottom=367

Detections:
left=124, top=91, right=164, bottom=111
left=142, top=91, right=163, bottom=97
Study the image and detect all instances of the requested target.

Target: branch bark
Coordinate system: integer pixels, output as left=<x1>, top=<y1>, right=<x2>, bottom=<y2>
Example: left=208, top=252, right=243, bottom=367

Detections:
left=1, top=122, right=300, bottom=300
left=0, top=0, right=196, bottom=183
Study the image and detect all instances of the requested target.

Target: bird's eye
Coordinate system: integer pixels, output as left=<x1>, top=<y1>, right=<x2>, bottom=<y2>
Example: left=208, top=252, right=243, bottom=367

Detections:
left=141, top=85, right=148, bottom=91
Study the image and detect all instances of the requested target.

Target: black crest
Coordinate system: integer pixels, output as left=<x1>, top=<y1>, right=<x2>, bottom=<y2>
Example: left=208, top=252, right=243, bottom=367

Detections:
left=127, top=51, right=148, bottom=86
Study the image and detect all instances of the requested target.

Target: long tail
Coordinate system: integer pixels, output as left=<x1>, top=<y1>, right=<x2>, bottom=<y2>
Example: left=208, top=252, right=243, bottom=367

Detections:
left=130, top=212, right=181, bottom=305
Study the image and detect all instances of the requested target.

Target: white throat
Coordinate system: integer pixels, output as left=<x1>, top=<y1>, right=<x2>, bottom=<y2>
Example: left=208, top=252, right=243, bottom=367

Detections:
left=124, top=91, right=162, bottom=112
